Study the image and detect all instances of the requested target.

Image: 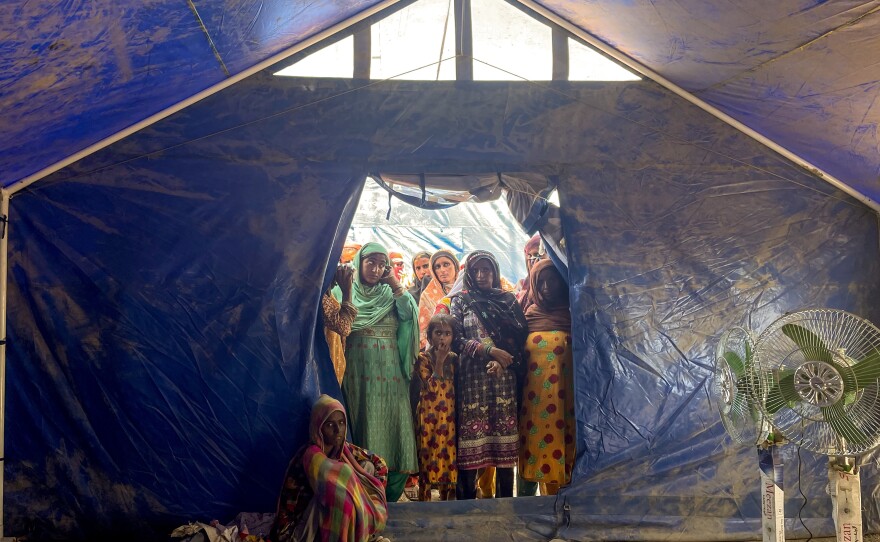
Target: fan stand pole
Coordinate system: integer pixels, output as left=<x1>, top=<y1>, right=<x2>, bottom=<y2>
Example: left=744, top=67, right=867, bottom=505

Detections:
left=758, top=444, right=785, bottom=542
left=829, top=458, right=862, bottom=542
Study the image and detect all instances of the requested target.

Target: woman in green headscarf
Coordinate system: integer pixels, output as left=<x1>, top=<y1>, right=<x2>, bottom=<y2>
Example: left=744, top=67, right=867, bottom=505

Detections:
left=343, top=242, right=420, bottom=503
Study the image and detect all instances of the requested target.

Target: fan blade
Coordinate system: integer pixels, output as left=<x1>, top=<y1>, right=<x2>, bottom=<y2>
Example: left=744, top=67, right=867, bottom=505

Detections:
left=746, top=398, right=763, bottom=426
left=722, top=351, right=746, bottom=379
left=781, top=323, right=832, bottom=362
left=725, top=392, right=746, bottom=426
left=851, top=351, right=880, bottom=389
left=821, top=403, right=871, bottom=447
left=764, top=370, right=799, bottom=414
left=745, top=339, right=753, bottom=369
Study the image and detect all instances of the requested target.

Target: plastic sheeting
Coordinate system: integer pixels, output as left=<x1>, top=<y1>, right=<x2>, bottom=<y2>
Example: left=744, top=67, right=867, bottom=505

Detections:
left=0, top=0, right=384, bottom=186
left=4, top=0, right=880, bottom=205
left=4, top=70, right=880, bottom=541
left=532, top=0, right=880, bottom=204
left=348, top=179, right=530, bottom=284
left=556, top=130, right=880, bottom=540
left=7, top=166, right=363, bottom=539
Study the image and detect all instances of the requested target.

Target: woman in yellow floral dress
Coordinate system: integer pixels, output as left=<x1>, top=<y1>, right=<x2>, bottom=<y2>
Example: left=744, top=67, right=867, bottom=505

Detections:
left=518, top=259, right=575, bottom=495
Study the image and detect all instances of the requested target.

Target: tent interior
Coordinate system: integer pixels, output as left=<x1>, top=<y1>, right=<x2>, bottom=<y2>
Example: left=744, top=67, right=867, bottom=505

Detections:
left=3, top=0, right=880, bottom=541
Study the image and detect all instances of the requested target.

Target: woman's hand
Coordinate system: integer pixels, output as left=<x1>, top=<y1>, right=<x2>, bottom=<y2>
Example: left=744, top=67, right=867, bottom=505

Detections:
left=489, top=347, right=513, bottom=368
left=336, top=265, right=354, bottom=299
left=379, top=266, right=402, bottom=292
left=360, top=460, right=376, bottom=476
left=486, top=347, right=512, bottom=377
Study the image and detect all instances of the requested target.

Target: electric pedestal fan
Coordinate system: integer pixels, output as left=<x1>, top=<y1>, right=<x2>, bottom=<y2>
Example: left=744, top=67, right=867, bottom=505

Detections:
left=753, top=309, right=880, bottom=542
left=711, top=326, right=785, bottom=542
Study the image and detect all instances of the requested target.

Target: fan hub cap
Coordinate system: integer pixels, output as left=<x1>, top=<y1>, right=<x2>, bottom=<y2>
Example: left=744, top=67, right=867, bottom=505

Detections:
left=793, top=361, right=844, bottom=407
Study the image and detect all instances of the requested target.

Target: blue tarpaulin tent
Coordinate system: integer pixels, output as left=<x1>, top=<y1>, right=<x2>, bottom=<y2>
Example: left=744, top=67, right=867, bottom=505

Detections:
left=2, top=1, right=879, bottom=540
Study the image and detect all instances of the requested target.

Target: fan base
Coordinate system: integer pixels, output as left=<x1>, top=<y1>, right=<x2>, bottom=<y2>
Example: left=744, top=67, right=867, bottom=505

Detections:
left=829, top=465, right=863, bottom=542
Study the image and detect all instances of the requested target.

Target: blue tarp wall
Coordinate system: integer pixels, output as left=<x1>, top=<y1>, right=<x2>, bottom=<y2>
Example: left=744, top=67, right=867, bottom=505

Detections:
left=5, top=70, right=880, bottom=540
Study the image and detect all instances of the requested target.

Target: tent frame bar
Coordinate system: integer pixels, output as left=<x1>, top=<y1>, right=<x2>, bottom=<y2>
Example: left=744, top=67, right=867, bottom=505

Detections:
left=516, top=0, right=880, bottom=214
left=4, top=0, right=404, bottom=197
left=0, top=189, right=9, bottom=538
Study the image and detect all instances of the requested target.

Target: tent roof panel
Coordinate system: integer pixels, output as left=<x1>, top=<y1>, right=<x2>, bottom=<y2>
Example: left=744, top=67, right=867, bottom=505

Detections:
left=532, top=0, right=878, bottom=91
left=696, top=15, right=880, bottom=200
left=531, top=0, right=880, bottom=202
left=2, top=0, right=880, bottom=204
left=0, top=0, right=386, bottom=187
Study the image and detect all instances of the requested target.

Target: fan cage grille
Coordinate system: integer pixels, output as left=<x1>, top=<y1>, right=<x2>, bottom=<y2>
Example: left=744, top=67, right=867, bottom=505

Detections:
left=712, top=326, right=763, bottom=446
left=753, top=309, right=880, bottom=456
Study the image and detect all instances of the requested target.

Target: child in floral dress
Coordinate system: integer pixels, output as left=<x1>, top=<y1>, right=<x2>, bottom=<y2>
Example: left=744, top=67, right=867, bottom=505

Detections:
left=415, top=314, right=458, bottom=501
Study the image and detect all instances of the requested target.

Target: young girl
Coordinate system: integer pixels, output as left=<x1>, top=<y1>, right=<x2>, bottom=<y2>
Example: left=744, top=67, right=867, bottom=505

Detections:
left=415, top=314, right=458, bottom=501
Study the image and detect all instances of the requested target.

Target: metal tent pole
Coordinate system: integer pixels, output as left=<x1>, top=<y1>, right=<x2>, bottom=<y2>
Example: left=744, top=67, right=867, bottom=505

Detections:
left=0, top=190, right=10, bottom=539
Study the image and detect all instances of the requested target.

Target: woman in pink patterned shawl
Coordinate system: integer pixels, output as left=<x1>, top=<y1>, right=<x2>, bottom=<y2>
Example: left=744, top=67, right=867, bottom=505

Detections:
left=270, top=395, right=390, bottom=542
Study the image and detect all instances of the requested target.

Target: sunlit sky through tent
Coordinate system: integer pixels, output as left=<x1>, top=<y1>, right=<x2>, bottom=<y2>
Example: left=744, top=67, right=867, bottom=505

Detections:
left=274, top=0, right=640, bottom=81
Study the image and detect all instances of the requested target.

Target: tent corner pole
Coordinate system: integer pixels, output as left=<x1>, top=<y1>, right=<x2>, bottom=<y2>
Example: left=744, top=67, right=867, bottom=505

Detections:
left=515, top=0, right=880, bottom=214
left=0, top=189, right=9, bottom=540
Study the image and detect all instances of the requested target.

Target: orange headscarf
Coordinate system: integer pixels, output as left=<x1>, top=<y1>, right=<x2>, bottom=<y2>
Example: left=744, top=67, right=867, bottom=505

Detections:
left=417, top=250, right=460, bottom=348
left=515, top=233, right=542, bottom=311
left=340, top=243, right=362, bottom=264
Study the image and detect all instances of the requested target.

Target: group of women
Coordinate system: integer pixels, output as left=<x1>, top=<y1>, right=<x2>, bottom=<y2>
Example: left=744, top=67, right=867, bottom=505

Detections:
left=270, top=237, right=575, bottom=541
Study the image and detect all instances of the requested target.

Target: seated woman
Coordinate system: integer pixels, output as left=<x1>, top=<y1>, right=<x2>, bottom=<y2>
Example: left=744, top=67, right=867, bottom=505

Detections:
left=270, top=395, right=391, bottom=542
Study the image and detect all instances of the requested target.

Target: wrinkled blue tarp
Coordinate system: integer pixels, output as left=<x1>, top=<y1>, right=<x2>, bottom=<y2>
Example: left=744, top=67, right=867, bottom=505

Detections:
left=536, top=0, right=880, bottom=204
left=3, top=1, right=879, bottom=205
left=4, top=70, right=880, bottom=542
